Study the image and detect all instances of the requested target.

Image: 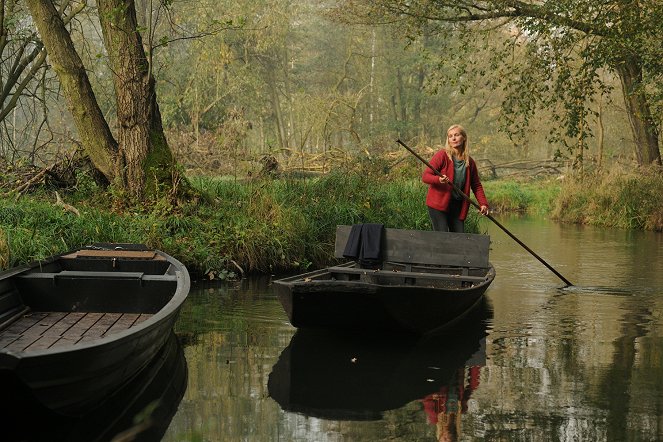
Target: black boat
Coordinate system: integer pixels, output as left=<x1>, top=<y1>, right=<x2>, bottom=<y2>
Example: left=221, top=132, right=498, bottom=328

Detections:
left=274, top=225, right=495, bottom=334
left=0, top=244, right=190, bottom=416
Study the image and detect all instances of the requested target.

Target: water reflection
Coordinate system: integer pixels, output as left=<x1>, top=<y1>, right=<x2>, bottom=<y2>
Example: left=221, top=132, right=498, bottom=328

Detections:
left=268, top=299, right=492, bottom=437
left=7, top=332, right=187, bottom=442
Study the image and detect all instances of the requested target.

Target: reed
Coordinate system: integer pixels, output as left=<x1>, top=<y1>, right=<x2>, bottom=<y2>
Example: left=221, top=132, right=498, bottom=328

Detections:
left=552, top=166, right=663, bottom=230
left=482, top=179, right=561, bottom=216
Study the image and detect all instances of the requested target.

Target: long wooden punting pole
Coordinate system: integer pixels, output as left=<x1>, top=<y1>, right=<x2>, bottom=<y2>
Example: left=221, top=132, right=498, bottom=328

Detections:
left=397, top=139, right=573, bottom=287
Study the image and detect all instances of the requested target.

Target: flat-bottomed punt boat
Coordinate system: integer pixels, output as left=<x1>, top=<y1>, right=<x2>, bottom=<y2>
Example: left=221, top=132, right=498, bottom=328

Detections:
left=274, top=225, right=495, bottom=334
left=0, top=244, right=190, bottom=416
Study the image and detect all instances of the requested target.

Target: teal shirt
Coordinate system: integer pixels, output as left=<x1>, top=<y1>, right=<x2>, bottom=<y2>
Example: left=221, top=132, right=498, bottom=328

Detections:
left=452, top=157, right=466, bottom=200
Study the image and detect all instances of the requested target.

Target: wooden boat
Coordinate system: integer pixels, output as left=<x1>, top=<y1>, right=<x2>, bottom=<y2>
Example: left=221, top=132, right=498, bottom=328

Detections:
left=274, top=225, right=495, bottom=334
left=0, top=243, right=190, bottom=416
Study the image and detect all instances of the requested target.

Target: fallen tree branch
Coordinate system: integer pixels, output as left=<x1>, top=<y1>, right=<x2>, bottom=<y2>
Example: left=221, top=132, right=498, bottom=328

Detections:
left=55, top=191, right=80, bottom=216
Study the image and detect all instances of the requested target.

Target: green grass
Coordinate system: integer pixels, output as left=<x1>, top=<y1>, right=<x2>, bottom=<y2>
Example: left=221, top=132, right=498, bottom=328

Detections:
left=552, top=166, right=663, bottom=230
left=482, top=179, right=562, bottom=216
left=1, top=166, right=660, bottom=277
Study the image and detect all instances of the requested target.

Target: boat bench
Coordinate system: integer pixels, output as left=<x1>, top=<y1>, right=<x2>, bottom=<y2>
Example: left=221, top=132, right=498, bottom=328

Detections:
left=13, top=271, right=178, bottom=314
left=334, top=225, right=490, bottom=268
left=332, top=225, right=490, bottom=284
left=18, top=270, right=178, bottom=283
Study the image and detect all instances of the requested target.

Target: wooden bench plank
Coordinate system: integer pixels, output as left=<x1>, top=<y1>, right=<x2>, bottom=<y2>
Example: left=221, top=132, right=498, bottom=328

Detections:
left=334, top=225, right=490, bottom=268
left=64, top=250, right=159, bottom=259
left=327, top=266, right=489, bottom=282
left=18, top=271, right=145, bottom=280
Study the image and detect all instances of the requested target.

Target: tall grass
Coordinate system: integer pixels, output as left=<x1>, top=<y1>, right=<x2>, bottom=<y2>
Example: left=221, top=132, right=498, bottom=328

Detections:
left=552, top=166, right=663, bottom=230
left=2, top=165, right=659, bottom=277
left=482, top=179, right=562, bottom=216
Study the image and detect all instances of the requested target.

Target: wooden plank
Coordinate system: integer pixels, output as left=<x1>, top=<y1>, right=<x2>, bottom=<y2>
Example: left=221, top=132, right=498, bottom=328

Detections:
left=24, top=334, right=63, bottom=351
left=19, top=271, right=144, bottom=280
left=104, top=313, right=140, bottom=335
left=0, top=306, right=30, bottom=332
left=43, top=312, right=86, bottom=337
left=20, top=311, right=68, bottom=338
left=82, top=313, right=122, bottom=339
left=334, top=225, right=490, bottom=268
left=1, top=312, right=48, bottom=335
left=62, top=313, right=103, bottom=340
left=5, top=333, right=41, bottom=352
left=64, top=250, right=160, bottom=260
left=327, top=266, right=488, bottom=283
left=134, top=313, right=152, bottom=324
left=0, top=333, right=20, bottom=349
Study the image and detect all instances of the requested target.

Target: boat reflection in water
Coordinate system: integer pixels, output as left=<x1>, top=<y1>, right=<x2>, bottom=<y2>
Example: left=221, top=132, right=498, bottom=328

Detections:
left=4, top=331, right=187, bottom=442
left=268, top=298, right=492, bottom=428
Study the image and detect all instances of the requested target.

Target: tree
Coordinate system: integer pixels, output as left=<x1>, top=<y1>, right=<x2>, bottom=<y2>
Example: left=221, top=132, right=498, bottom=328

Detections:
left=24, top=0, right=178, bottom=199
left=333, top=0, right=662, bottom=166
left=0, top=1, right=85, bottom=161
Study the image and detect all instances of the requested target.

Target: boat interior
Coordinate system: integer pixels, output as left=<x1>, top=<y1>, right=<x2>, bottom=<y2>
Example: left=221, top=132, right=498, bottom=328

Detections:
left=319, top=225, right=494, bottom=288
left=0, top=249, right=179, bottom=353
left=326, top=261, right=491, bottom=289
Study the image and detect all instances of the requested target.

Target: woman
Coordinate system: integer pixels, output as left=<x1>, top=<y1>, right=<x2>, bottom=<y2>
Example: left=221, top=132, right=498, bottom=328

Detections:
left=422, top=124, right=490, bottom=232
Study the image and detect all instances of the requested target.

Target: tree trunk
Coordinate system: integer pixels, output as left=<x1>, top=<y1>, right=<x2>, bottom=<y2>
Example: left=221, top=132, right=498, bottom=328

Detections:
left=267, top=66, right=287, bottom=151
left=97, top=0, right=176, bottom=199
left=616, top=60, right=662, bottom=166
left=597, top=97, right=605, bottom=168
left=24, top=0, right=118, bottom=181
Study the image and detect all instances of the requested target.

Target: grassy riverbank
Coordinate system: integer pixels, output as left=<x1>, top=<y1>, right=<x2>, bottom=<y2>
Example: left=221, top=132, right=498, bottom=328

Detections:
left=1, top=167, right=661, bottom=278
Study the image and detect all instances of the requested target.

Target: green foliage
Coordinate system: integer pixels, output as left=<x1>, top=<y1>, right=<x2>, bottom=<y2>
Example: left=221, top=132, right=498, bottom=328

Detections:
left=483, top=180, right=561, bottom=217
left=3, top=166, right=659, bottom=277
left=0, top=168, right=481, bottom=276
left=332, top=0, right=662, bottom=166
left=552, top=167, right=663, bottom=230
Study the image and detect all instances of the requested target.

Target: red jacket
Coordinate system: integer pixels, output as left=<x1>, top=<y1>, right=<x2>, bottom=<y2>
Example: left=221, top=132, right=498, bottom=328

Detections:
left=422, top=150, right=489, bottom=221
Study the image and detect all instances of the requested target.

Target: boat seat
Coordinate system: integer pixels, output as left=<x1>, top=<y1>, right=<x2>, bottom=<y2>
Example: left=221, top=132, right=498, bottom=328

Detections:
left=14, top=271, right=178, bottom=314
left=17, top=271, right=178, bottom=283
left=327, top=266, right=488, bottom=283
left=334, top=225, right=491, bottom=269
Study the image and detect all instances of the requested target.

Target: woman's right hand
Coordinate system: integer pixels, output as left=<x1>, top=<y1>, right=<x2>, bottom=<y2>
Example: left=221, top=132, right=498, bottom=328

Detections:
left=438, top=175, right=449, bottom=184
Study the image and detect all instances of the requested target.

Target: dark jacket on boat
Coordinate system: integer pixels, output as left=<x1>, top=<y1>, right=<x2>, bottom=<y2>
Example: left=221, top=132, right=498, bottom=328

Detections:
left=342, top=223, right=384, bottom=268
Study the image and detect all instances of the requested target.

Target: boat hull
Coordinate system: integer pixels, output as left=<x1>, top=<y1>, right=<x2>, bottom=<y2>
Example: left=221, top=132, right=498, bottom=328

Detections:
left=275, top=265, right=494, bottom=334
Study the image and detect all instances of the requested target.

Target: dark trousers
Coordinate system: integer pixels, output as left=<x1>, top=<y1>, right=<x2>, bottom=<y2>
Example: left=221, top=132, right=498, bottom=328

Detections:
left=428, top=200, right=464, bottom=233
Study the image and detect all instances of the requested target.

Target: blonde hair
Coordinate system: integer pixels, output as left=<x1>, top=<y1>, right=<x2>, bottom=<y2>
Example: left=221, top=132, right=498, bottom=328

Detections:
left=444, top=124, right=469, bottom=164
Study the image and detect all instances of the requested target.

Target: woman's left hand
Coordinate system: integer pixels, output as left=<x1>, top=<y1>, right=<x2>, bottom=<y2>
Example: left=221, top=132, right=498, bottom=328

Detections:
left=480, top=205, right=490, bottom=216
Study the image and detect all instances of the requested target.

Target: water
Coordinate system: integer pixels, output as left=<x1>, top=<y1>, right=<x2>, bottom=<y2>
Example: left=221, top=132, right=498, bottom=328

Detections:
left=164, top=218, right=663, bottom=441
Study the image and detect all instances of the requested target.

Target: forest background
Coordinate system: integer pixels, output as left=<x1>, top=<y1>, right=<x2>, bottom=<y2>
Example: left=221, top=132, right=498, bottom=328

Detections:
left=1, top=0, right=662, bottom=279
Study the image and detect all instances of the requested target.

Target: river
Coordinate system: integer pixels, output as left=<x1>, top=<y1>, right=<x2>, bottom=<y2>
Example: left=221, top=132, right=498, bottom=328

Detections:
left=164, top=217, right=663, bottom=441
